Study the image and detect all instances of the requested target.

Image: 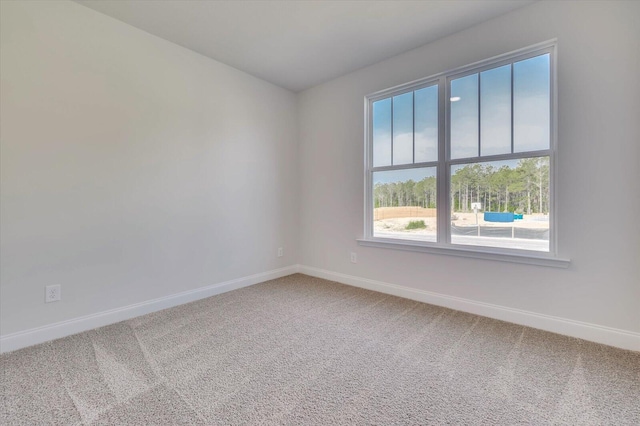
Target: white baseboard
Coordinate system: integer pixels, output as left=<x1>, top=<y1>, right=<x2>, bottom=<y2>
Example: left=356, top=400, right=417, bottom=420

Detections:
left=298, top=265, right=640, bottom=352
left=3, top=264, right=637, bottom=353
left=0, top=265, right=299, bottom=354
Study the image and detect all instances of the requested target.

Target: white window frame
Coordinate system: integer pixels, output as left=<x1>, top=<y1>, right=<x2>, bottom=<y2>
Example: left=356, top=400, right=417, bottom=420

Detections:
left=359, top=40, right=570, bottom=268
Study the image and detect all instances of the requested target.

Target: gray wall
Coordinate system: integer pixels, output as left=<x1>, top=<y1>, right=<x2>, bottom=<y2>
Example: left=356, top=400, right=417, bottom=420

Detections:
left=0, top=1, right=299, bottom=335
left=298, top=0, right=640, bottom=333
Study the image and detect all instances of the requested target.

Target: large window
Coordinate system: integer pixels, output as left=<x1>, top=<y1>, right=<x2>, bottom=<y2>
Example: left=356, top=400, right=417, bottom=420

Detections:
left=363, top=42, right=561, bottom=263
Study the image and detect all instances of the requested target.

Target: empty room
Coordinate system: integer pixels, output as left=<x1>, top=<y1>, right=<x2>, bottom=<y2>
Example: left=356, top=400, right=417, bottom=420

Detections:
left=1, top=0, right=638, bottom=424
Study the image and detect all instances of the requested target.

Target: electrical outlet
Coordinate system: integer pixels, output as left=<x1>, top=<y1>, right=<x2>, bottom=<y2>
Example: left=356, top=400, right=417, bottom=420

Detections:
left=45, top=285, right=61, bottom=303
left=277, top=247, right=283, bottom=257
left=350, top=252, right=357, bottom=263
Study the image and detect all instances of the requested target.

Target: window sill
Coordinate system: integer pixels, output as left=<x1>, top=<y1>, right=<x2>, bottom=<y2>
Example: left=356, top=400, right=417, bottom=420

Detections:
left=356, top=238, right=570, bottom=268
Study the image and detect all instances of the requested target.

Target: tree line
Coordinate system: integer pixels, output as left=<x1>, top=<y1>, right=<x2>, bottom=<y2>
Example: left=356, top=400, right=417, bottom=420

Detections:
left=373, top=157, right=550, bottom=215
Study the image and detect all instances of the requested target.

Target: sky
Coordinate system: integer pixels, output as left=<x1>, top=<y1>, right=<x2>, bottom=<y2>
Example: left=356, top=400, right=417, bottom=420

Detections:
left=373, top=85, right=438, bottom=168
left=372, top=53, right=550, bottom=169
left=373, top=167, right=436, bottom=185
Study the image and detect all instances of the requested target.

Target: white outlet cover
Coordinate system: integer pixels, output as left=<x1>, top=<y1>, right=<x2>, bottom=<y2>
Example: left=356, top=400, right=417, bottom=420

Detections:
left=350, top=252, right=357, bottom=263
left=45, top=285, right=61, bottom=303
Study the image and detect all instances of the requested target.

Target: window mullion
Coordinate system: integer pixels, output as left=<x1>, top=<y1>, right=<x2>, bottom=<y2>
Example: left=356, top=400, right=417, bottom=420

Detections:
left=510, top=64, right=514, bottom=154
left=448, top=149, right=552, bottom=166
left=365, top=99, right=373, bottom=239
left=437, top=76, right=449, bottom=244
left=412, top=92, right=415, bottom=164
left=477, top=73, right=481, bottom=157
left=390, top=97, right=394, bottom=165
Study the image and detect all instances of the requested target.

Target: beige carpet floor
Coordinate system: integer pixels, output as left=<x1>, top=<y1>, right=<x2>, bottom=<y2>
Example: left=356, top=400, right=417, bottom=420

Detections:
left=1, top=273, right=639, bottom=425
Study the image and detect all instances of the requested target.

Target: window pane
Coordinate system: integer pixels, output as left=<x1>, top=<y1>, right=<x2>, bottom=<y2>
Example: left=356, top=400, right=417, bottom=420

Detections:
left=392, top=92, right=413, bottom=165
left=373, top=98, right=391, bottom=167
left=450, top=74, right=479, bottom=159
left=373, top=167, right=437, bottom=242
left=481, top=65, right=511, bottom=156
left=514, top=54, right=550, bottom=152
left=414, top=85, right=438, bottom=163
left=450, top=157, right=549, bottom=252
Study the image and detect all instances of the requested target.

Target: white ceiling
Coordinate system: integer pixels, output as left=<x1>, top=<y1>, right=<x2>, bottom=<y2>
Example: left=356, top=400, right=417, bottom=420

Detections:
left=74, top=0, right=535, bottom=92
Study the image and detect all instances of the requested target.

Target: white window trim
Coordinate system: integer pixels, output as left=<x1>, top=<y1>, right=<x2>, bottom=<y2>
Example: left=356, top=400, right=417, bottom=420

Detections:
left=360, top=40, right=570, bottom=268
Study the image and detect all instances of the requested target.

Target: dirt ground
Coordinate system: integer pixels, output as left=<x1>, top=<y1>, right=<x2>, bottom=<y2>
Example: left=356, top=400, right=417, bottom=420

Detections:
left=373, top=210, right=549, bottom=235
left=374, top=216, right=438, bottom=234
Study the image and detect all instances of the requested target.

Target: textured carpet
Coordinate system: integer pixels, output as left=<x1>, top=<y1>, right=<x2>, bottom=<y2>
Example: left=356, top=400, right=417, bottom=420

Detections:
left=1, top=274, right=639, bottom=425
